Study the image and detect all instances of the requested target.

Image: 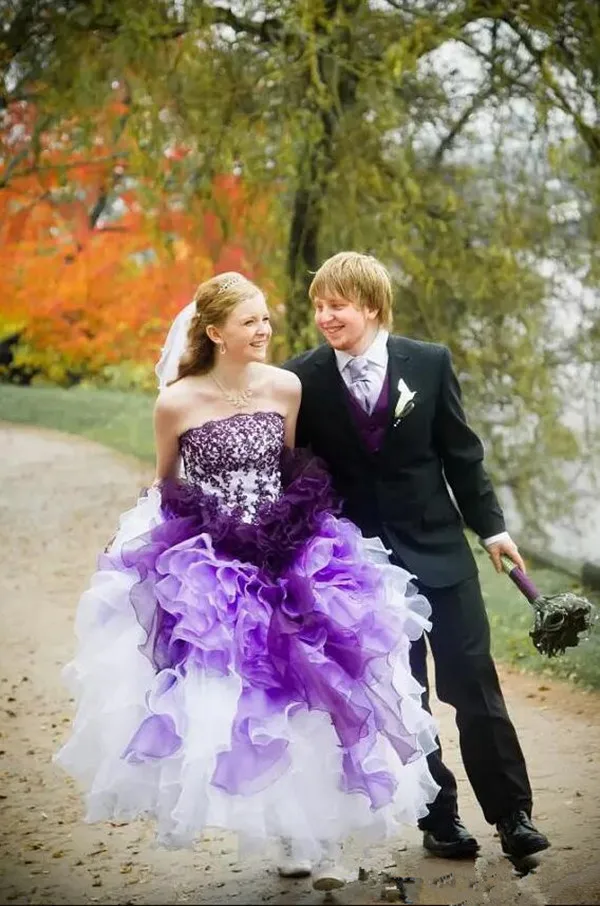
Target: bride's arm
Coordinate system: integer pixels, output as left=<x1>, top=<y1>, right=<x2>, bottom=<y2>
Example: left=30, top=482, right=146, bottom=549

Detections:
left=153, top=391, right=183, bottom=481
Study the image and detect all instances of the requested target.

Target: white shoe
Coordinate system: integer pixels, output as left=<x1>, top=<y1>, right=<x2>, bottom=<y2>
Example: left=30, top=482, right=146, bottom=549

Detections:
left=312, top=858, right=348, bottom=891
left=276, top=838, right=312, bottom=879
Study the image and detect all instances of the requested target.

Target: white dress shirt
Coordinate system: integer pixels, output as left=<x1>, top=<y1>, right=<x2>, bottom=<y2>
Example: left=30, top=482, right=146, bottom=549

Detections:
left=335, top=328, right=390, bottom=400
left=334, top=330, right=509, bottom=550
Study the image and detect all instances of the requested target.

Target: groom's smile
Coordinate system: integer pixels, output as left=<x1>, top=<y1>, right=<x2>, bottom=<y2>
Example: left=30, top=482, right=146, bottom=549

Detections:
left=313, top=292, right=380, bottom=356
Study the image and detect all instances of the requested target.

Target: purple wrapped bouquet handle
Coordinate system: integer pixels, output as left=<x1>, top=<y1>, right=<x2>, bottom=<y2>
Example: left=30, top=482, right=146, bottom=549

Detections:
left=500, top=555, right=540, bottom=604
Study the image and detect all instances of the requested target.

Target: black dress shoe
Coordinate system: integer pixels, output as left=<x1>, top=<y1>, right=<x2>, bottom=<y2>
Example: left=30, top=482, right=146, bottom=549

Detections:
left=422, top=816, right=480, bottom=859
left=496, top=810, right=550, bottom=859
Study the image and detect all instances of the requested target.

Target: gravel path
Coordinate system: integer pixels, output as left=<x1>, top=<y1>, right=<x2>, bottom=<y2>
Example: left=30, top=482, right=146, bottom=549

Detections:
left=1, top=422, right=598, bottom=905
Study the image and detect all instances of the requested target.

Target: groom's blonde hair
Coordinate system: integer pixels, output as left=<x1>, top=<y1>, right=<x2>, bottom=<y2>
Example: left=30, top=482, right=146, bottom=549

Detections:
left=309, top=251, right=393, bottom=329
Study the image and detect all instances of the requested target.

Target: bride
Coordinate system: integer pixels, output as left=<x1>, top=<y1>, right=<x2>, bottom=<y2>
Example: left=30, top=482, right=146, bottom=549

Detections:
left=55, top=271, right=439, bottom=892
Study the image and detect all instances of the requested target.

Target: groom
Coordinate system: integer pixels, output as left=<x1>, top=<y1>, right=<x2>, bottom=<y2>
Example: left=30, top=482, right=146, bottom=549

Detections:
left=284, top=251, right=550, bottom=861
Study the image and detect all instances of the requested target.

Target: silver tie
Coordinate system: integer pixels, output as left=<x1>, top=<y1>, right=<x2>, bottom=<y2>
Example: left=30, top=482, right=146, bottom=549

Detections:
left=345, top=356, right=377, bottom=414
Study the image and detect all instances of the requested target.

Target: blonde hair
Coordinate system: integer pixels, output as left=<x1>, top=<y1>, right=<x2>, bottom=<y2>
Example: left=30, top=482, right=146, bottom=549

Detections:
left=173, top=272, right=263, bottom=381
left=309, top=251, right=393, bottom=329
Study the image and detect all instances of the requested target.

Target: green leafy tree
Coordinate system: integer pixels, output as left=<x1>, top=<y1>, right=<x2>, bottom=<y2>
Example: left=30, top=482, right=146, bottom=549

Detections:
left=2, top=0, right=599, bottom=534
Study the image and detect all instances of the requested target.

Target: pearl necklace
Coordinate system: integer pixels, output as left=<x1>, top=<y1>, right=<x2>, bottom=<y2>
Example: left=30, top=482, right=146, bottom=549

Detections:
left=211, top=373, right=254, bottom=410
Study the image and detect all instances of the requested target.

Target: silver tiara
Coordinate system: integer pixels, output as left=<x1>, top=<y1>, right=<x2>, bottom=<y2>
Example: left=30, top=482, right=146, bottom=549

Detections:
left=217, top=275, right=244, bottom=294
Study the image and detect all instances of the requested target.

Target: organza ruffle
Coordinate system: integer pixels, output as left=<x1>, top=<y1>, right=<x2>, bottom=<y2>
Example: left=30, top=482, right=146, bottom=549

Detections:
left=56, top=449, right=439, bottom=851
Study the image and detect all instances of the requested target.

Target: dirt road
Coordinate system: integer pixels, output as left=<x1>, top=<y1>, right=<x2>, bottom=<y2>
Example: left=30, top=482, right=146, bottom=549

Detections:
left=0, top=422, right=598, bottom=906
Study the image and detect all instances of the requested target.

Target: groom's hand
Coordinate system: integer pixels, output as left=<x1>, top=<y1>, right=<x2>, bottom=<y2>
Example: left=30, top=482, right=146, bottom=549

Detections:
left=485, top=536, right=526, bottom=575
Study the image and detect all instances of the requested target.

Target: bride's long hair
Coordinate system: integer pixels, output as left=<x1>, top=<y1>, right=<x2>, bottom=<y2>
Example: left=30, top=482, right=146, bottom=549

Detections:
left=172, top=272, right=263, bottom=382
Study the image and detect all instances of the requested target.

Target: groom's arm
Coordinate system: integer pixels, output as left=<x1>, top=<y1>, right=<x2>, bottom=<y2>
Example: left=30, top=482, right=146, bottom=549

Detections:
left=432, top=346, right=506, bottom=541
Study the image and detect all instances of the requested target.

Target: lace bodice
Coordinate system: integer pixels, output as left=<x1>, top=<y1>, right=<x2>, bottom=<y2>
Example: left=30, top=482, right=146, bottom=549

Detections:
left=179, top=411, right=285, bottom=523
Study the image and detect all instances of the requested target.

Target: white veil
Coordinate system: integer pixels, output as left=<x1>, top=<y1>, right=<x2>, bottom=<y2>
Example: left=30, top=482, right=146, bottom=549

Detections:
left=154, top=301, right=195, bottom=389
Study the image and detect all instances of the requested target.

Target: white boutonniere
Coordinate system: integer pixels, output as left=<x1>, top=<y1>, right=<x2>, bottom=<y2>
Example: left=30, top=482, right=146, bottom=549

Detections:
left=393, top=378, right=416, bottom=427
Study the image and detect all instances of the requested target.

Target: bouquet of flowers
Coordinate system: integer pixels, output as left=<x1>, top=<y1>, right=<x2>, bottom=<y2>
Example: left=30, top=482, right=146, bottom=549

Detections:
left=500, top=555, right=595, bottom=658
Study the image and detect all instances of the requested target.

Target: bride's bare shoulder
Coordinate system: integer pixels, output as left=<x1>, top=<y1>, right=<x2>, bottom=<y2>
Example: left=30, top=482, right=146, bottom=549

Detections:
left=256, top=363, right=301, bottom=398
left=155, top=376, right=210, bottom=415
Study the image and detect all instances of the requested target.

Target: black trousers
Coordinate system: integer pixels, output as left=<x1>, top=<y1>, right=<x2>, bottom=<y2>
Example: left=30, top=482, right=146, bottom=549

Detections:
left=410, top=575, right=533, bottom=826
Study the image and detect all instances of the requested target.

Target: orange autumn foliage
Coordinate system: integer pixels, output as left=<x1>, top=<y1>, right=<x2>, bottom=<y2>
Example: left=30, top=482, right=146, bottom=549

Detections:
left=0, top=101, right=275, bottom=387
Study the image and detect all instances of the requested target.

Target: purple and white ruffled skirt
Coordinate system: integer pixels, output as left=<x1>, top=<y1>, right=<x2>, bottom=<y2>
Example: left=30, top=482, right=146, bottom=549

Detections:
left=55, top=455, right=439, bottom=856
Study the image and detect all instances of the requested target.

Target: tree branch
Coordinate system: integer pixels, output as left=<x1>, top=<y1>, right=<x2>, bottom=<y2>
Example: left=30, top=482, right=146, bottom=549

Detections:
left=179, top=5, right=283, bottom=44
left=455, top=35, right=538, bottom=93
left=57, top=4, right=285, bottom=45
left=431, top=87, right=496, bottom=166
left=502, top=14, right=600, bottom=159
left=0, top=110, right=57, bottom=188
left=429, top=50, right=539, bottom=165
left=398, top=0, right=514, bottom=60
left=0, top=0, right=42, bottom=74
left=0, top=152, right=130, bottom=190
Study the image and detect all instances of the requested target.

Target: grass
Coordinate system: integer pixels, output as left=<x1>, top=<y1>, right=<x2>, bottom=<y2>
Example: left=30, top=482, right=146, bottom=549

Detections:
left=0, top=382, right=155, bottom=462
left=2, top=381, right=598, bottom=690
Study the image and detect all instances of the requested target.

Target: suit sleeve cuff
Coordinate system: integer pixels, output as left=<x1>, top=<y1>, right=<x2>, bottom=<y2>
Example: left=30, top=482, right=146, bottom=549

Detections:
left=481, top=531, right=512, bottom=547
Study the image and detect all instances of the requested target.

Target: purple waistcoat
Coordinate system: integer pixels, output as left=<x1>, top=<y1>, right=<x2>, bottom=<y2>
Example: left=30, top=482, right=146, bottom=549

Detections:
left=343, top=370, right=390, bottom=453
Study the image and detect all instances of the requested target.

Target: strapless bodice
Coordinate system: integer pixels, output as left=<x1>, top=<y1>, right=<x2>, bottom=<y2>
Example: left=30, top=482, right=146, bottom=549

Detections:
left=179, top=411, right=285, bottom=523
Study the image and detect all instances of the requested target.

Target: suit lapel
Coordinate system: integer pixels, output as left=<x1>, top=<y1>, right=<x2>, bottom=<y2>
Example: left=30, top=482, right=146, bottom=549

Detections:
left=385, top=335, right=410, bottom=420
left=381, top=335, right=413, bottom=446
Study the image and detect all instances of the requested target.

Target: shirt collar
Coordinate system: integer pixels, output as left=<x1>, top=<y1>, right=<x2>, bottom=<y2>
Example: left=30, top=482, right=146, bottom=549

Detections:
left=335, top=329, right=389, bottom=372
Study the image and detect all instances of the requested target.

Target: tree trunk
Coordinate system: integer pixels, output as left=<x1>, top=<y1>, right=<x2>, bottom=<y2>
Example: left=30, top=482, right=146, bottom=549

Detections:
left=285, top=106, right=358, bottom=352
left=283, top=0, right=362, bottom=352
left=285, top=140, right=330, bottom=352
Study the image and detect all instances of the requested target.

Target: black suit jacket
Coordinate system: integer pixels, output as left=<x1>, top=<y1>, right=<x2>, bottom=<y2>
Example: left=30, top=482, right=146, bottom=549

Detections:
left=284, top=335, right=505, bottom=588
